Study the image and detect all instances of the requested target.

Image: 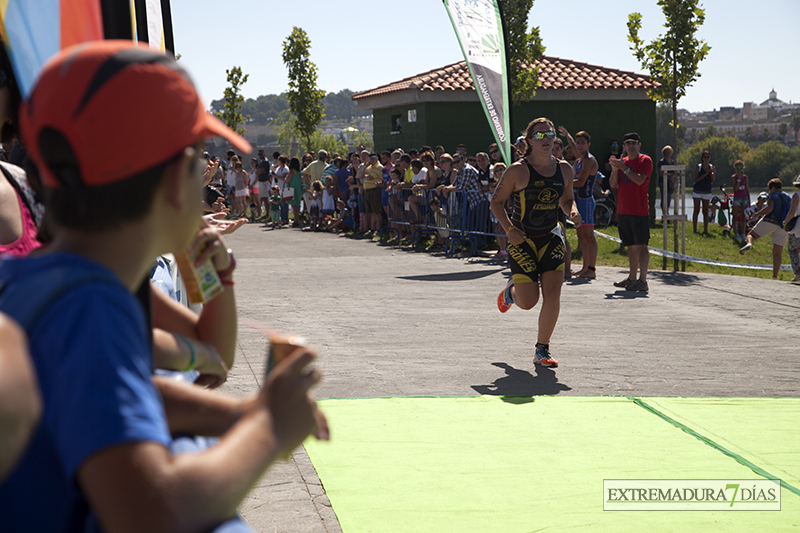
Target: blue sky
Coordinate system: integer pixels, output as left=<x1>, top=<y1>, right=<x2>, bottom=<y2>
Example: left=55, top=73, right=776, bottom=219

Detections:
left=172, top=0, right=799, bottom=112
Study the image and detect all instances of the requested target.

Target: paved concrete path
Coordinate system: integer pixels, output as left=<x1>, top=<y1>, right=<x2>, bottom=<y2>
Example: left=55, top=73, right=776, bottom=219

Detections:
left=218, top=223, right=800, bottom=532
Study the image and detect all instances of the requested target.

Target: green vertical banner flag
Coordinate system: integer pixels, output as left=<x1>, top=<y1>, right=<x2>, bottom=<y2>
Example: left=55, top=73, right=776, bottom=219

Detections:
left=443, top=0, right=511, bottom=164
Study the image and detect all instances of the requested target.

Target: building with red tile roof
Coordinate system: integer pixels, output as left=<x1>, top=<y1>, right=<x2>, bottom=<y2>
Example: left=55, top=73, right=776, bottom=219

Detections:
left=353, top=56, right=658, bottom=181
left=353, top=57, right=657, bottom=104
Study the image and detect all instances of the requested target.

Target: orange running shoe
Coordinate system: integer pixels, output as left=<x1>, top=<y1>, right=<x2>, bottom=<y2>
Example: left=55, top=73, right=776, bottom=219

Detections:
left=497, top=279, right=514, bottom=313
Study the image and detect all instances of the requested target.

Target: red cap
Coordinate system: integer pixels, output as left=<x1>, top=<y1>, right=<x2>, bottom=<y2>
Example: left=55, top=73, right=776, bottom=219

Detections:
left=20, top=40, right=251, bottom=188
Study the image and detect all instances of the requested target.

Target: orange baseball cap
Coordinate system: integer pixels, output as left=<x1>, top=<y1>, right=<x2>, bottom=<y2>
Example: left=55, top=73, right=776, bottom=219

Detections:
left=21, top=40, right=251, bottom=189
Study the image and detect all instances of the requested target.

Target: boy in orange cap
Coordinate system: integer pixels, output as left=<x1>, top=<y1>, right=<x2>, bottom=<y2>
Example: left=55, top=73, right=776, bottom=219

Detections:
left=0, top=41, right=327, bottom=532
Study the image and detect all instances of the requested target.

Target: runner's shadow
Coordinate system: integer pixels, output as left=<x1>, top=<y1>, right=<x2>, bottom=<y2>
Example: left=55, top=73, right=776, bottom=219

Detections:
left=471, top=362, right=571, bottom=402
left=398, top=269, right=504, bottom=282
left=604, top=290, right=649, bottom=299
left=565, top=277, right=593, bottom=286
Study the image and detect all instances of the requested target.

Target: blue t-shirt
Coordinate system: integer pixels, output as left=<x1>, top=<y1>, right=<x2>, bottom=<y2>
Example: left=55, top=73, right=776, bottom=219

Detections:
left=257, top=159, right=271, bottom=182
left=0, top=253, right=171, bottom=533
left=766, top=190, right=792, bottom=227
left=381, top=168, right=391, bottom=207
left=336, top=168, right=350, bottom=194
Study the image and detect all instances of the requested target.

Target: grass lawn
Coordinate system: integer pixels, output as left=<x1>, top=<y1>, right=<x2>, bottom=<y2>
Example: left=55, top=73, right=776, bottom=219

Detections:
left=567, top=221, right=797, bottom=281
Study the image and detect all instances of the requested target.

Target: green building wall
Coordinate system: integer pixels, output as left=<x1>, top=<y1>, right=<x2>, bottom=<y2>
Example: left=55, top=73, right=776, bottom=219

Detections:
left=372, top=97, right=658, bottom=216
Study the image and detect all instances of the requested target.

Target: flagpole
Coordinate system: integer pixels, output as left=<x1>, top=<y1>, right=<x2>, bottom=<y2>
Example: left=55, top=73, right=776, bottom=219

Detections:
left=160, top=0, right=176, bottom=54
left=100, top=0, right=134, bottom=40
left=496, top=0, right=514, bottom=163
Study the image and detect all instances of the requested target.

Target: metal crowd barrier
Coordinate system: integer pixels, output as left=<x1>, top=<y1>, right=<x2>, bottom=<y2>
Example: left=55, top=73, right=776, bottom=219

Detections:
left=379, top=189, right=503, bottom=257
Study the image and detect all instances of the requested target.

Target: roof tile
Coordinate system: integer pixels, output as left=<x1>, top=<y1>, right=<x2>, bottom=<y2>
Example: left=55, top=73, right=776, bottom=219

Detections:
left=353, top=56, right=656, bottom=100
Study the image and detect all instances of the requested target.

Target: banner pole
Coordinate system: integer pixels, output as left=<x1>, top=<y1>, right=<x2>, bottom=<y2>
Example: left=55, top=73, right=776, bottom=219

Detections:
left=496, top=0, right=514, bottom=163
left=160, top=0, right=175, bottom=54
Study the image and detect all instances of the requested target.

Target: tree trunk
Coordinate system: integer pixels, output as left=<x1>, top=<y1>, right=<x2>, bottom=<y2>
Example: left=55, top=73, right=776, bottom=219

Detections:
left=672, top=50, right=678, bottom=159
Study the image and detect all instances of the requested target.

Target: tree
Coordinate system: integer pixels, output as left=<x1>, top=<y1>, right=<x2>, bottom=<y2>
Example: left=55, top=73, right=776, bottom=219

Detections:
left=323, top=89, right=359, bottom=121
left=656, top=102, right=686, bottom=152
left=214, top=66, right=250, bottom=137
left=628, top=0, right=710, bottom=158
left=744, top=126, right=754, bottom=144
left=272, top=110, right=301, bottom=157
left=745, top=141, right=789, bottom=187
left=696, top=124, right=718, bottom=142
left=759, top=127, right=771, bottom=142
left=500, top=0, right=545, bottom=102
left=282, top=27, right=326, bottom=153
left=791, top=115, right=800, bottom=142
left=778, top=122, right=789, bottom=142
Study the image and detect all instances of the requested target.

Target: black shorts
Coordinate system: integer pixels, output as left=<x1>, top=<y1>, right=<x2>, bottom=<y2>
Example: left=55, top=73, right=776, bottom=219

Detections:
left=507, top=230, right=565, bottom=284
left=618, top=215, right=650, bottom=246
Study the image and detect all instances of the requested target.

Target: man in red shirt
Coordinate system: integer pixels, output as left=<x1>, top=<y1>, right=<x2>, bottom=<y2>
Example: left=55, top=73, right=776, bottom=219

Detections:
left=609, top=132, right=653, bottom=292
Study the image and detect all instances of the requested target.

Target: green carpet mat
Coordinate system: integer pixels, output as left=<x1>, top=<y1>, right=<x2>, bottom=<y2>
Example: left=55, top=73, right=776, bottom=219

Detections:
left=641, top=397, right=800, bottom=491
left=303, top=396, right=799, bottom=532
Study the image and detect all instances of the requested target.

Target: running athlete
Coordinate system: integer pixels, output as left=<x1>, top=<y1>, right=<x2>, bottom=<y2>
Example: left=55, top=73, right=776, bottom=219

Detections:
left=558, top=126, right=599, bottom=278
left=491, top=118, right=581, bottom=368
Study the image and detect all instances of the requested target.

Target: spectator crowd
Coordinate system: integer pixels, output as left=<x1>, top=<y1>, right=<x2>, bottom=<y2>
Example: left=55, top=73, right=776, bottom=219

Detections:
left=206, top=131, right=799, bottom=284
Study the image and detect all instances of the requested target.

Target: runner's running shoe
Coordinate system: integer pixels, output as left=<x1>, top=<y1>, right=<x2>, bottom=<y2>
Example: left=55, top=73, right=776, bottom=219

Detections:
left=534, top=343, right=558, bottom=367
left=497, top=279, right=514, bottom=313
left=739, top=242, right=752, bottom=255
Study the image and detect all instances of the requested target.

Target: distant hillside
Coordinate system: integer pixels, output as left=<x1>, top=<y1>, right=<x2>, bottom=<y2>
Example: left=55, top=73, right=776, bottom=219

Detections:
left=209, top=88, right=370, bottom=126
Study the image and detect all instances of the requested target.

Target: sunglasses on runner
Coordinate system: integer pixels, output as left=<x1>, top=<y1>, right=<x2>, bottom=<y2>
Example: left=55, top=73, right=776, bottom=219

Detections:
left=530, top=131, right=556, bottom=140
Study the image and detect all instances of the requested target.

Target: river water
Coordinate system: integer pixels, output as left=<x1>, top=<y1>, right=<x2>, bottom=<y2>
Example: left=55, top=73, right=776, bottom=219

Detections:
left=654, top=190, right=758, bottom=222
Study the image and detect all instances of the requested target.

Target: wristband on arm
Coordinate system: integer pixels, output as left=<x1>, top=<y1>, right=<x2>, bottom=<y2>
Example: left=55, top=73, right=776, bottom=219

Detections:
left=174, top=333, right=196, bottom=371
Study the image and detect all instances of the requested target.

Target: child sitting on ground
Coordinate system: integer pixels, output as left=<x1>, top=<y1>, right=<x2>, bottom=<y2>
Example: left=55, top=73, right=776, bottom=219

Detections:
left=328, top=200, right=354, bottom=233
left=269, top=185, right=282, bottom=229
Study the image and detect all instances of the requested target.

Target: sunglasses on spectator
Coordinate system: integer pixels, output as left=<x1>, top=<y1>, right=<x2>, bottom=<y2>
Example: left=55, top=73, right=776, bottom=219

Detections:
left=735, top=166, right=743, bottom=169
left=453, top=158, right=463, bottom=164
left=468, top=158, right=477, bottom=163
left=489, top=149, right=499, bottom=154
left=530, top=131, right=556, bottom=140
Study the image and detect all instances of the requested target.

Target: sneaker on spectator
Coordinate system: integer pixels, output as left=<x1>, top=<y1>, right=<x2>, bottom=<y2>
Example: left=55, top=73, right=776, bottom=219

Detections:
left=739, top=242, right=752, bottom=255
left=497, top=279, right=514, bottom=313
left=534, top=343, right=558, bottom=367
left=630, top=279, right=649, bottom=292
left=613, top=277, right=635, bottom=290
left=495, top=250, right=509, bottom=261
